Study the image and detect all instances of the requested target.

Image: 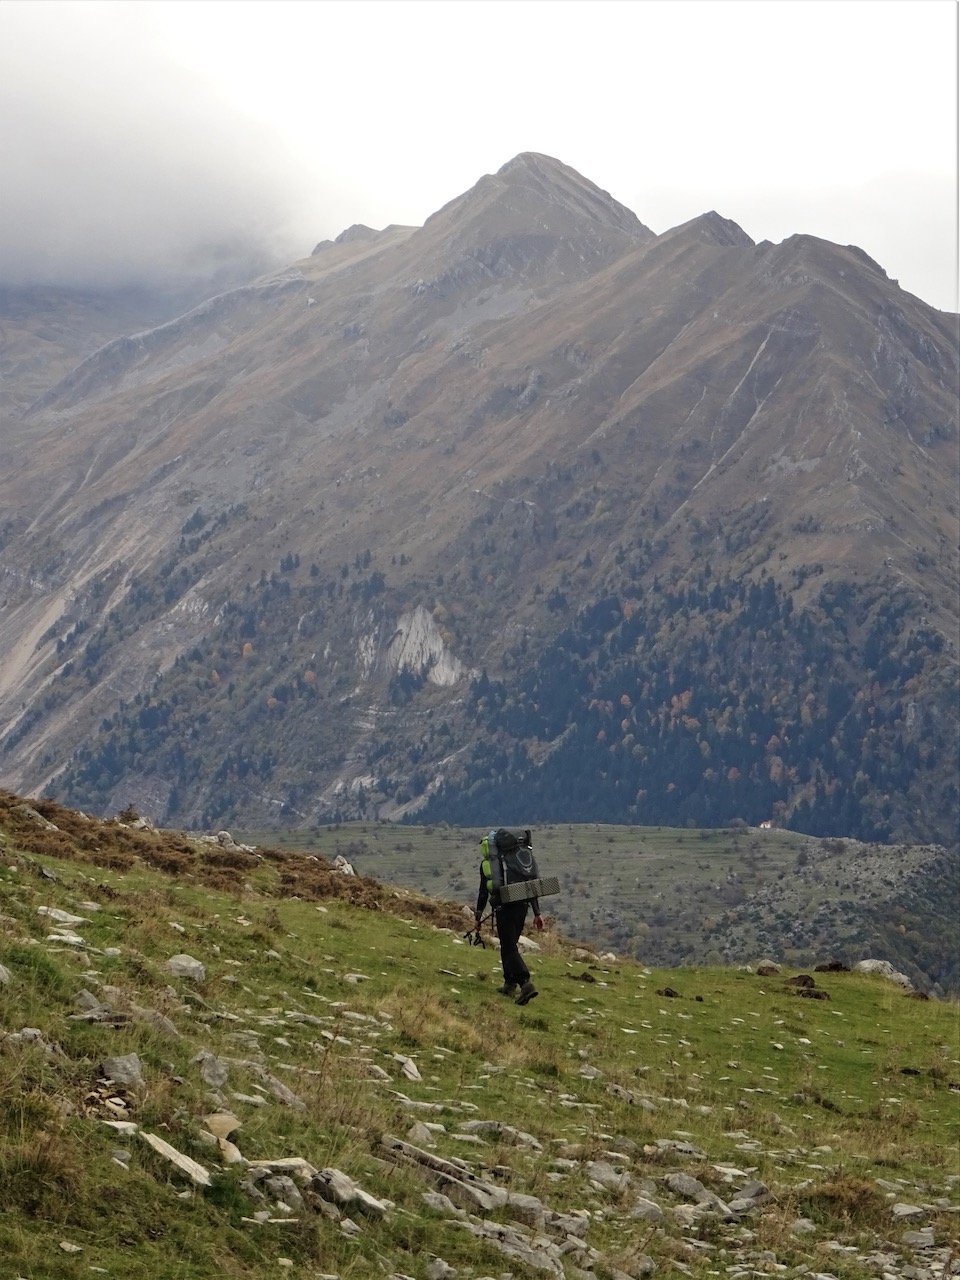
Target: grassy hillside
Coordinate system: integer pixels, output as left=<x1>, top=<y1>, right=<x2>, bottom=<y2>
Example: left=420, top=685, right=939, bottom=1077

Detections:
left=240, top=821, right=958, bottom=995
left=1, top=792, right=957, bottom=1280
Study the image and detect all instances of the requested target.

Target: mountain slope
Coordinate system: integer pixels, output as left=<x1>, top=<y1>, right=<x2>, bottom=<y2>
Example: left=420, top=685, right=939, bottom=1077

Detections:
left=0, top=791, right=957, bottom=1280
left=0, top=155, right=956, bottom=846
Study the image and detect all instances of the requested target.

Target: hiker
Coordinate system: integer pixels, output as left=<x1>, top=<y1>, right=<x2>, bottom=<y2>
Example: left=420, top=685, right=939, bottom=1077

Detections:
left=475, top=828, right=544, bottom=1005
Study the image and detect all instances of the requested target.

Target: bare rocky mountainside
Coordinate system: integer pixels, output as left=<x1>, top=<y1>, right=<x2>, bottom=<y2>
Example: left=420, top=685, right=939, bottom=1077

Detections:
left=0, top=153, right=957, bottom=846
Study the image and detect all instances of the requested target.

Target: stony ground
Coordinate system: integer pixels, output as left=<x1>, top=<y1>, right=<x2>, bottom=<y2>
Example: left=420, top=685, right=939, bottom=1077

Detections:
left=0, top=794, right=957, bottom=1279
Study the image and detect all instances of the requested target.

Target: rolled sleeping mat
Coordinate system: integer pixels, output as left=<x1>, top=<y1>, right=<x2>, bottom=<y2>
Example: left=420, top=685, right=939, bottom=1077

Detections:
left=498, top=875, right=560, bottom=904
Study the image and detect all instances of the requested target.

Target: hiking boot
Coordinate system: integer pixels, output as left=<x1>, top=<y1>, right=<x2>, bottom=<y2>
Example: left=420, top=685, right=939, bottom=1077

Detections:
left=515, top=980, right=538, bottom=1006
left=498, top=982, right=518, bottom=997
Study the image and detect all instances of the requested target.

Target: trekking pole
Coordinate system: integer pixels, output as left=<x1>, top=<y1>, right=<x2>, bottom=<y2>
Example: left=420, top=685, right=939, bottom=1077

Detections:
left=463, top=911, right=492, bottom=947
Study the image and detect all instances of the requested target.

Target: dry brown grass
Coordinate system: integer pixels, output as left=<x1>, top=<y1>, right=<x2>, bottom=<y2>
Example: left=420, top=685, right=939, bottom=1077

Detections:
left=793, top=1173, right=888, bottom=1231
left=0, top=788, right=467, bottom=936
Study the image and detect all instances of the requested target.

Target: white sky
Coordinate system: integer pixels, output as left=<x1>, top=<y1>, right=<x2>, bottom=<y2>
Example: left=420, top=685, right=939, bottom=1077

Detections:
left=1, top=0, right=957, bottom=310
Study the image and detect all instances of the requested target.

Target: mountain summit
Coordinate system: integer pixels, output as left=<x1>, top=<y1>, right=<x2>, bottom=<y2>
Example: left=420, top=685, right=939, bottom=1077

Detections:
left=0, top=157, right=956, bottom=845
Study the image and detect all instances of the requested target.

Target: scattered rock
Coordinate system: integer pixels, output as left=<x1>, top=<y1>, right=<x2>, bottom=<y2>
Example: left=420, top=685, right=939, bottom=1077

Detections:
left=791, top=1217, right=818, bottom=1235
left=15, top=803, right=58, bottom=831
left=902, top=1227, right=935, bottom=1248
left=656, top=986, right=680, bottom=998
left=665, top=1171, right=710, bottom=1202
left=786, top=974, right=816, bottom=988
left=194, top=1049, right=229, bottom=1088
left=585, top=1159, right=629, bottom=1192
left=853, top=959, right=913, bottom=990
left=38, top=906, right=89, bottom=925
left=140, top=1131, right=212, bottom=1186
left=459, top=1120, right=542, bottom=1149
left=506, top=1190, right=547, bottom=1230
left=203, top=1112, right=242, bottom=1141
left=130, top=1003, right=180, bottom=1038
left=630, top=1196, right=664, bottom=1222
left=814, top=960, right=849, bottom=972
left=425, top=1259, right=457, bottom=1280
left=312, top=1167, right=391, bottom=1217
left=165, top=954, right=206, bottom=981
left=407, top=1120, right=436, bottom=1147
left=607, top=1083, right=655, bottom=1111
left=0, top=963, right=11, bottom=986
left=3, top=1027, right=65, bottom=1059
left=892, top=1202, right=925, bottom=1219
left=260, top=1073, right=305, bottom=1110
left=265, top=1175, right=305, bottom=1212
left=394, top=1054, right=422, bottom=1082
left=100, top=1053, right=144, bottom=1089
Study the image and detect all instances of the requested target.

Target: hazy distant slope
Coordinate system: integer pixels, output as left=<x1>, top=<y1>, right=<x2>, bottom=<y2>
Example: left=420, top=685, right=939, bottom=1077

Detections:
left=0, top=154, right=956, bottom=845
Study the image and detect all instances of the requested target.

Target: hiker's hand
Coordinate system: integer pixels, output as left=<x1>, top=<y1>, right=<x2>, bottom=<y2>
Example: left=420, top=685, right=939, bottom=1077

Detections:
left=475, top=915, right=482, bottom=928
left=534, top=915, right=544, bottom=931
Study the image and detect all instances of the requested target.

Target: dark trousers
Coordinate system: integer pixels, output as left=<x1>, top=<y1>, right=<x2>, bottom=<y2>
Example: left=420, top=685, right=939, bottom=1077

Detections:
left=496, top=901, right=531, bottom=987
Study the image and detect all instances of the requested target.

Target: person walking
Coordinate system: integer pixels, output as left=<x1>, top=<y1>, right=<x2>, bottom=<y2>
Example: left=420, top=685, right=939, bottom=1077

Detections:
left=475, top=828, right=543, bottom=1005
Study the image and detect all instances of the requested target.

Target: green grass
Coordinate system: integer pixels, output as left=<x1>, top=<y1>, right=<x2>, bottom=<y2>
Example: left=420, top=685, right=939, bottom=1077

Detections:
left=239, top=819, right=957, bottom=991
left=0, top=803, right=957, bottom=1279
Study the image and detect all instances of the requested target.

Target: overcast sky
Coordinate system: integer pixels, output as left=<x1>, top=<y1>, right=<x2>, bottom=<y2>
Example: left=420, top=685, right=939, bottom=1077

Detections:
left=1, top=0, right=956, bottom=310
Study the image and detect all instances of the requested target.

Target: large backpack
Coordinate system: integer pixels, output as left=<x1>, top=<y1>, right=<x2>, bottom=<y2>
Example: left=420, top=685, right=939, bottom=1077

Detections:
left=493, top=828, right=538, bottom=885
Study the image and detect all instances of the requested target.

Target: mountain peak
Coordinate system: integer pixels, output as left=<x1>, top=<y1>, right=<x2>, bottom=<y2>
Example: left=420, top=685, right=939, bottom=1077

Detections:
left=421, top=152, right=652, bottom=267
left=661, top=210, right=754, bottom=249
left=335, top=223, right=380, bottom=245
left=495, top=151, right=573, bottom=180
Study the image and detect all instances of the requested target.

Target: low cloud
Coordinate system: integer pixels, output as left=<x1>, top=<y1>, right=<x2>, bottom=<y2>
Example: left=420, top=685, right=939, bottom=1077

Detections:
left=0, top=5, right=338, bottom=291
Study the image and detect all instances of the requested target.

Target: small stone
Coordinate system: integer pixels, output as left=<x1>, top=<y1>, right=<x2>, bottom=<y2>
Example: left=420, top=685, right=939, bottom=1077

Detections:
left=791, top=1218, right=818, bottom=1235
left=313, top=1167, right=390, bottom=1217
left=59, top=1241, right=82, bottom=1254
left=218, top=1138, right=245, bottom=1165
left=407, top=1120, right=435, bottom=1147
left=586, top=1160, right=629, bottom=1191
left=902, top=1227, right=935, bottom=1248
left=892, top=1203, right=925, bottom=1218
left=102, top=1120, right=138, bottom=1135
left=194, top=1050, right=229, bottom=1088
left=0, top=964, right=12, bottom=985
left=505, top=1191, right=546, bottom=1229
left=665, top=1172, right=709, bottom=1202
left=266, top=1175, right=305, bottom=1212
left=139, top=1131, right=212, bottom=1186
left=394, top=1054, right=422, bottom=1081
left=166, top=954, right=206, bottom=981
left=630, top=1196, right=664, bottom=1222
left=425, top=1260, right=457, bottom=1280
left=101, top=1053, right=144, bottom=1088
left=203, top=1112, right=241, bottom=1140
